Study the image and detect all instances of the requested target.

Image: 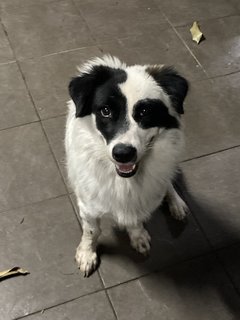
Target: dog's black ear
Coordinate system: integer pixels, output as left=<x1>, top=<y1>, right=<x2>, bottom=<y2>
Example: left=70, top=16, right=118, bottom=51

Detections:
left=146, top=66, right=189, bottom=114
left=69, top=75, right=91, bottom=117
left=68, top=65, right=115, bottom=118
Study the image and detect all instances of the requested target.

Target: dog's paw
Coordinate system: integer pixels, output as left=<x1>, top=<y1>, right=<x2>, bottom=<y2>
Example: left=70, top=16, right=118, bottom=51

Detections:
left=169, top=197, right=189, bottom=221
left=75, top=247, right=98, bottom=277
left=130, top=229, right=151, bottom=256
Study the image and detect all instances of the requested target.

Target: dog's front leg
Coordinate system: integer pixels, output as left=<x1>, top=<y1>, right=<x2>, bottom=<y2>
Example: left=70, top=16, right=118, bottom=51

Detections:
left=126, top=223, right=151, bottom=256
left=75, top=215, right=101, bottom=277
left=166, top=183, right=189, bottom=220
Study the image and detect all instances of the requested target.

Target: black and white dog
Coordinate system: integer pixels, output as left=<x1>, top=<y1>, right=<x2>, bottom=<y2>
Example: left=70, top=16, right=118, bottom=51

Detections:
left=65, top=55, right=189, bottom=276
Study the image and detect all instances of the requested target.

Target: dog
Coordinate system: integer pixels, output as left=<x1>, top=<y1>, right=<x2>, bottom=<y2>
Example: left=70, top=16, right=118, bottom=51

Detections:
left=65, top=55, right=189, bottom=276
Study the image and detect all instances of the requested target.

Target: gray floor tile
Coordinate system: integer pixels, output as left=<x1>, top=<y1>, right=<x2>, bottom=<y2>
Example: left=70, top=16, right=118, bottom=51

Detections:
left=181, top=147, right=240, bottom=248
left=0, top=0, right=55, bottom=8
left=231, top=0, right=240, bottom=11
left=0, top=122, right=66, bottom=211
left=75, top=0, right=156, bottom=7
left=108, top=255, right=240, bottom=320
left=155, top=0, right=238, bottom=26
left=0, top=62, right=38, bottom=130
left=98, top=39, right=144, bottom=67
left=213, top=71, right=240, bottom=114
left=183, top=77, right=240, bottom=159
left=23, top=291, right=115, bottom=320
left=0, top=196, right=102, bottom=320
left=42, top=115, right=69, bottom=189
left=1, top=0, right=94, bottom=59
left=20, top=47, right=101, bottom=119
left=75, top=0, right=169, bottom=41
left=99, top=28, right=206, bottom=82
left=0, top=23, right=14, bottom=64
left=217, top=243, right=240, bottom=293
left=177, top=16, right=240, bottom=77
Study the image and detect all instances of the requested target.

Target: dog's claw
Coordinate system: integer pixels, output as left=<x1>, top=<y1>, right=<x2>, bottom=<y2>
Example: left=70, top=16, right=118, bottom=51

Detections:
left=75, top=248, right=98, bottom=277
left=130, top=229, right=151, bottom=256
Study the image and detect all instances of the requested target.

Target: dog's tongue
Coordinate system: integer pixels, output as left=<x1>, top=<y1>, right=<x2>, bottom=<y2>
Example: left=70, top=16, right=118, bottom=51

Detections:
left=116, top=163, right=135, bottom=173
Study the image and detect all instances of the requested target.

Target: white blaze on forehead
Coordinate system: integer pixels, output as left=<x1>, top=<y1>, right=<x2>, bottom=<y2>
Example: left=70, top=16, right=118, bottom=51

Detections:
left=118, top=65, right=170, bottom=113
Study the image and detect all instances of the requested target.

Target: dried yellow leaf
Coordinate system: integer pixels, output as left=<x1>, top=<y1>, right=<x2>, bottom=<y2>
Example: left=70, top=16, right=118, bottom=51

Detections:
left=0, top=267, right=29, bottom=279
left=190, top=21, right=204, bottom=44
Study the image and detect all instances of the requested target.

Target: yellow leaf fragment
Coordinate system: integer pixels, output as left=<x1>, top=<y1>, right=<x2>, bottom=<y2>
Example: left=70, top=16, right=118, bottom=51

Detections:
left=190, top=21, right=204, bottom=44
left=0, top=267, right=29, bottom=279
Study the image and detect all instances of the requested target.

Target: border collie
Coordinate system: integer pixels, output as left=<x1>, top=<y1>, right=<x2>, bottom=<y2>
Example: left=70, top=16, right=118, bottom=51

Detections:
left=65, top=55, right=189, bottom=276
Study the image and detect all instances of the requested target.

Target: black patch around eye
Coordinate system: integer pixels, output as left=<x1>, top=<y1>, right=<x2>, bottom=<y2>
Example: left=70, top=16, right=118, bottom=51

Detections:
left=133, top=99, right=179, bottom=129
left=93, top=85, right=129, bottom=144
left=146, top=66, right=188, bottom=115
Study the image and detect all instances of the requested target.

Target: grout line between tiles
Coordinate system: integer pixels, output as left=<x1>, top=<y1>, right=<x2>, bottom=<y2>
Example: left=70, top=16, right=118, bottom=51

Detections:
left=0, top=59, right=16, bottom=66
left=17, top=44, right=100, bottom=61
left=97, top=269, right=118, bottom=319
left=70, top=0, right=97, bottom=42
left=0, top=193, right=68, bottom=215
left=0, top=16, right=16, bottom=64
left=40, top=112, right=67, bottom=122
left=0, top=119, right=40, bottom=132
left=157, top=12, right=240, bottom=29
left=13, top=35, right=131, bottom=62
left=215, top=251, right=240, bottom=297
left=206, top=69, right=240, bottom=80
left=0, top=112, right=67, bottom=135
left=14, top=288, right=105, bottom=320
left=182, top=144, right=240, bottom=163
left=104, top=290, right=118, bottom=320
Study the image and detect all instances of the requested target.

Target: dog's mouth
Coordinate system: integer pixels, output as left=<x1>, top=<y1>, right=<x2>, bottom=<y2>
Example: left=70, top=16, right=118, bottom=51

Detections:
left=115, top=162, right=138, bottom=178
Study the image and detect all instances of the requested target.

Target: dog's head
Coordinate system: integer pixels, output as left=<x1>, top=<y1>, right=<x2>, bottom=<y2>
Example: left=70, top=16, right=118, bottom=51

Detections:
left=69, top=56, right=188, bottom=178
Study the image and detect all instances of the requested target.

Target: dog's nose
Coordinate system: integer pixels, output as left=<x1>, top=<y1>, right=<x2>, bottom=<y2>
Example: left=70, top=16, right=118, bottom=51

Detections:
left=112, top=144, right=137, bottom=163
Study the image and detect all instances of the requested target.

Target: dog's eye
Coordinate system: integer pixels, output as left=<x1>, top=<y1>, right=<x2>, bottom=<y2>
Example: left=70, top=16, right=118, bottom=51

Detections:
left=139, top=107, right=150, bottom=117
left=100, top=106, right=112, bottom=118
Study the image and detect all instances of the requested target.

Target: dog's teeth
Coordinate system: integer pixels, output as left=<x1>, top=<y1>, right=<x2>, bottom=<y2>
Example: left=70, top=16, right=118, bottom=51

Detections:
left=116, top=163, right=136, bottom=173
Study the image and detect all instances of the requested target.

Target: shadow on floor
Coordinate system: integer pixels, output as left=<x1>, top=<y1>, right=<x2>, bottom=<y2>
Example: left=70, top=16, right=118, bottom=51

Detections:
left=97, top=171, right=240, bottom=318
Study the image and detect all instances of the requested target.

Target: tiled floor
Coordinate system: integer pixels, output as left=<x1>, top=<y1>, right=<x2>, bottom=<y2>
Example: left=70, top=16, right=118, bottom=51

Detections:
left=0, top=0, right=240, bottom=319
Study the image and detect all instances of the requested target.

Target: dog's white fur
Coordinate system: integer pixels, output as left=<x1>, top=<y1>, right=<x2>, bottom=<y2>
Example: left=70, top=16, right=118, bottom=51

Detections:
left=65, top=56, right=188, bottom=276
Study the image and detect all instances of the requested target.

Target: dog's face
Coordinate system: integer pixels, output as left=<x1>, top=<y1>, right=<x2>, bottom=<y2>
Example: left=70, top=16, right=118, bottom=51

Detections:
left=69, top=56, right=188, bottom=178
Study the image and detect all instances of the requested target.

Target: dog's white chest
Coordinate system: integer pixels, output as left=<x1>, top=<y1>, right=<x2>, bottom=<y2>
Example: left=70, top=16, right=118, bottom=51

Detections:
left=66, top=141, right=169, bottom=226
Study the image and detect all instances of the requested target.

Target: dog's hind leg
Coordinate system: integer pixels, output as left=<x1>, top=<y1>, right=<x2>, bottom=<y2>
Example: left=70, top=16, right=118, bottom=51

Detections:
left=166, top=183, right=189, bottom=221
left=126, top=224, right=151, bottom=256
left=75, top=213, right=101, bottom=277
